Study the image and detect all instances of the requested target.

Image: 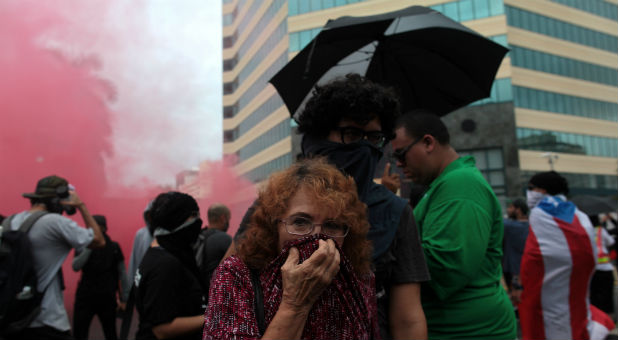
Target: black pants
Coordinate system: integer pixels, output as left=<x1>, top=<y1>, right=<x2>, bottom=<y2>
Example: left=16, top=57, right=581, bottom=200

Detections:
left=73, top=294, right=118, bottom=340
left=7, top=326, right=73, bottom=340
left=590, top=269, right=614, bottom=315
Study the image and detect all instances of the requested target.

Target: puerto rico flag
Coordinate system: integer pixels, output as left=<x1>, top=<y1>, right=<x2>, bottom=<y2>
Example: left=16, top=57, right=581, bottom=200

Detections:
left=520, top=195, right=615, bottom=340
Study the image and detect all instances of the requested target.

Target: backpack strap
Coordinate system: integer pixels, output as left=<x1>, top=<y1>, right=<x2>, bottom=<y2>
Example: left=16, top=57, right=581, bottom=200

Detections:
left=17, top=211, right=49, bottom=234
left=250, top=268, right=265, bottom=335
left=1, top=215, right=15, bottom=229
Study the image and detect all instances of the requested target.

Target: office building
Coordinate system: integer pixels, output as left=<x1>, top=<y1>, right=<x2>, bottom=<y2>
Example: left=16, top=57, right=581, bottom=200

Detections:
left=222, top=0, right=618, bottom=198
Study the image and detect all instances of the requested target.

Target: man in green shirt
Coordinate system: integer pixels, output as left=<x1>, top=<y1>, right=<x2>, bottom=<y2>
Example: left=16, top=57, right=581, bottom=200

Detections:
left=390, top=111, right=516, bottom=339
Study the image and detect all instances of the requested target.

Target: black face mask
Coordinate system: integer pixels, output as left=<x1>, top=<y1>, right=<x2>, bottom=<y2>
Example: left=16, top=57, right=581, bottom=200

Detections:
left=155, top=217, right=202, bottom=250
left=302, top=135, right=383, bottom=202
left=154, top=217, right=207, bottom=295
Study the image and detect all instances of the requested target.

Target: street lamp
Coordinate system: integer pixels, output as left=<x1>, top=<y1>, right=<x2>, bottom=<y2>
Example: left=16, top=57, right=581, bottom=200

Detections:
left=541, top=152, right=559, bottom=170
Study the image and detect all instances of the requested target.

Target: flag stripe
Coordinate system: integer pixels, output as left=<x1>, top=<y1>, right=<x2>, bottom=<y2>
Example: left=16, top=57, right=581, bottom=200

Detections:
left=556, top=214, right=595, bottom=340
left=520, top=229, right=546, bottom=340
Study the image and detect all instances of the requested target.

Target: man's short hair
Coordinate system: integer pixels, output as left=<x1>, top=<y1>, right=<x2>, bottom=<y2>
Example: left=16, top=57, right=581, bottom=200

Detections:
left=529, top=171, right=569, bottom=196
left=296, top=74, right=400, bottom=137
left=395, top=110, right=450, bottom=145
left=207, top=203, right=230, bottom=224
left=509, top=198, right=529, bottom=216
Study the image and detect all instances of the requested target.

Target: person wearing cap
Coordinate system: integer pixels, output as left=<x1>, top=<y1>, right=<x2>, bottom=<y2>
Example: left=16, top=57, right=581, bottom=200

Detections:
left=3, top=175, right=105, bottom=340
left=134, top=192, right=206, bottom=340
left=520, top=171, right=614, bottom=340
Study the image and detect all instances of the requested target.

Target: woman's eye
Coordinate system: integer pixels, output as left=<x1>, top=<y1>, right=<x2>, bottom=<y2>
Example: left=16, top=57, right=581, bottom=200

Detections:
left=292, top=217, right=312, bottom=227
left=324, top=221, right=343, bottom=230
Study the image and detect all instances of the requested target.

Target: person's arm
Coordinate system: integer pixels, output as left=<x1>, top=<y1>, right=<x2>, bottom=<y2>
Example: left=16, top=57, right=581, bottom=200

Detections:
left=387, top=206, right=429, bottom=339
left=62, top=191, right=105, bottom=248
left=204, top=240, right=340, bottom=340
left=421, top=199, right=492, bottom=300
left=117, top=260, right=130, bottom=309
left=389, top=283, right=427, bottom=340
left=261, top=239, right=340, bottom=340
left=72, top=248, right=92, bottom=271
left=152, top=315, right=204, bottom=339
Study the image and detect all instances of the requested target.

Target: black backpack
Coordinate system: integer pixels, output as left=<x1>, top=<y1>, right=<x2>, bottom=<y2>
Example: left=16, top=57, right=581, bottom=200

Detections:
left=193, top=228, right=218, bottom=298
left=0, top=211, right=48, bottom=336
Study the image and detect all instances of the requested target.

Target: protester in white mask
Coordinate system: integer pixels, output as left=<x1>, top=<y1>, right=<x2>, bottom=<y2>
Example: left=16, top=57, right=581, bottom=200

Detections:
left=519, top=171, right=614, bottom=340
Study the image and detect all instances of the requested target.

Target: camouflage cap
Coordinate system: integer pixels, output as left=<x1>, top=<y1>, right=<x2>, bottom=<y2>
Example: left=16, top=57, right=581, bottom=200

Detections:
left=22, top=175, right=69, bottom=199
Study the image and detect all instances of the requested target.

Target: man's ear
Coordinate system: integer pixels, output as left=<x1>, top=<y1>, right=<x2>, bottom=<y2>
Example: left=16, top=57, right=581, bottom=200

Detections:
left=424, top=134, right=437, bottom=153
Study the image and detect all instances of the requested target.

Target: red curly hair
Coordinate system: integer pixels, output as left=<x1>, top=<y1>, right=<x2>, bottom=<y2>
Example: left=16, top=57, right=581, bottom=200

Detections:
left=237, top=158, right=372, bottom=275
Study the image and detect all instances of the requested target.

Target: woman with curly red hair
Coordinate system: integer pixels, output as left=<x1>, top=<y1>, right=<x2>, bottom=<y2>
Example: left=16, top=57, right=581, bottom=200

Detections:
left=202, top=158, right=377, bottom=340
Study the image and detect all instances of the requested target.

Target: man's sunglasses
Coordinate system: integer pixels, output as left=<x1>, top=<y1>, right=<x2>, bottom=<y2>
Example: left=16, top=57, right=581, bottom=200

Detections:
left=391, top=136, right=423, bottom=164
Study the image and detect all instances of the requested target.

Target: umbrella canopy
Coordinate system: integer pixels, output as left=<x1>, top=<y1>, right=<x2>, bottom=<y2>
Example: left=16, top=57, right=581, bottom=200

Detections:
left=570, top=195, right=617, bottom=216
left=270, top=5, right=509, bottom=118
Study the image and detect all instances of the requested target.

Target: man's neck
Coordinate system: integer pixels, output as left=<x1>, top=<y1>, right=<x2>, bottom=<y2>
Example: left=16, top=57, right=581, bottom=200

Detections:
left=435, top=146, right=460, bottom=179
left=209, top=224, right=224, bottom=232
left=28, top=204, right=47, bottom=213
left=516, top=215, right=528, bottom=222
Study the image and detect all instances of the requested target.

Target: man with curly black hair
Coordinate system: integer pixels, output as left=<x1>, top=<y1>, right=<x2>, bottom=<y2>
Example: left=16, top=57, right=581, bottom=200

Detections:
left=298, top=74, right=430, bottom=340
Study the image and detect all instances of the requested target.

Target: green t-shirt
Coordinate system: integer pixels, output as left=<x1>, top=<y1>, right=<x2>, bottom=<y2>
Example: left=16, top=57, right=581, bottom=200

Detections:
left=414, top=156, right=516, bottom=339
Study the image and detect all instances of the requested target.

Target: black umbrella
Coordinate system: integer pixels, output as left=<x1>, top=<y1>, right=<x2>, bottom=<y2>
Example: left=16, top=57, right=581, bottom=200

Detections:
left=270, top=5, right=509, bottom=118
left=570, top=195, right=617, bottom=216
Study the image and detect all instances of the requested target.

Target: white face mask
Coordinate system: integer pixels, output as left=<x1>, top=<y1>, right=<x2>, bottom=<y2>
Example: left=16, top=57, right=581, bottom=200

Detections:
left=526, top=189, right=546, bottom=210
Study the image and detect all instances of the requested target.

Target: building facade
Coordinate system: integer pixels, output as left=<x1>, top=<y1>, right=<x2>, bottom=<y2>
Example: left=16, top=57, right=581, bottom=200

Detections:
left=222, top=0, right=618, bottom=199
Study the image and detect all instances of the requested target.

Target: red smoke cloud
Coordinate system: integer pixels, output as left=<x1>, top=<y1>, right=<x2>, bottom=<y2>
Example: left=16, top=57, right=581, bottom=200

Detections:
left=0, top=0, right=251, bottom=332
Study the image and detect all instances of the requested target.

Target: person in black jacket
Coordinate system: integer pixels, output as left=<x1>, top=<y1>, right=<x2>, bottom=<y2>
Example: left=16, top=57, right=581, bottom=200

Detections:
left=72, top=215, right=129, bottom=340
left=134, top=192, right=205, bottom=340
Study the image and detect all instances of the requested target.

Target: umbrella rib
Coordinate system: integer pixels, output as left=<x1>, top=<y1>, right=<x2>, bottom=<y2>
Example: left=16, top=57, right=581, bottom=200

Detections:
left=303, top=33, right=321, bottom=80
left=336, top=56, right=373, bottom=67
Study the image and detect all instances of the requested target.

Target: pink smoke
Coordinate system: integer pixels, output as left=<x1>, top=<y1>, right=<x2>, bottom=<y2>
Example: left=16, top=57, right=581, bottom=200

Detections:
left=0, top=0, right=253, bottom=332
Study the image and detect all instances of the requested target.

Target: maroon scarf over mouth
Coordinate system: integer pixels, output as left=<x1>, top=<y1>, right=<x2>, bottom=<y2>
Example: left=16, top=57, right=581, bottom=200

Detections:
left=259, top=234, right=378, bottom=340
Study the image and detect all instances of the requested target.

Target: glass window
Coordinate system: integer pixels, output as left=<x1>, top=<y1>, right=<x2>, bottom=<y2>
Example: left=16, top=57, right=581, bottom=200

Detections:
left=289, top=0, right=298, bottom=15
left=498, top=79, right=513, bottom=101
left=517, top=128, right=618, bottom=157
left=310, top=0, right=322, bottom=11
left=489, top=0, right=504, bottom=15
left=473, top=151, right=487, bottom=168
left=289, top=32, right=300, bottom=52
left=335, top=0, right=346, bottom=6
left=489, top=171, right=505, bottom=186
left=459, top=0, right=474, bottom=21
left=443, top=2, right=459, bottom=20
left=323, top=0, right=335, bottom=9
left=488, top=149, right=503, bottom=168
left=299, top=0, right=310, bottom=14
left=473, top=0, right=489, bottom=18
left=300, top=30, right=312, bottom=50
left=493, top=35, right=508, bottom=47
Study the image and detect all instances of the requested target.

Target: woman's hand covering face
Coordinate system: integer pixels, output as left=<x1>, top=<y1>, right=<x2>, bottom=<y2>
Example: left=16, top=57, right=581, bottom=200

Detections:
left=280, top=238, right=341, bottom=312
